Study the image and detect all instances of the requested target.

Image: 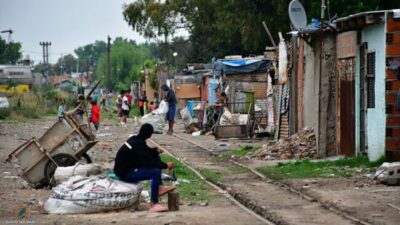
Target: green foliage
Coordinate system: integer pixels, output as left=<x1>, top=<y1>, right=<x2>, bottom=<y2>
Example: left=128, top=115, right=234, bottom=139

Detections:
left=0, top=86, right=75, bottom=121
left=0, top=36, right=22, bottom=64
left=160, top=155, right=216, bottom=201
left=95, top=37, right=151, bottom=91
left=0, top=108, right=11, bottom=120
left=256, top=156, right=386, bottom=180
left=199, top=168, right=222, bottom=184
left=54, top=54, right=77, bottom=75
left=218, top=145, right=258, bottom=161
left=123, top=0, right=400, bottom=62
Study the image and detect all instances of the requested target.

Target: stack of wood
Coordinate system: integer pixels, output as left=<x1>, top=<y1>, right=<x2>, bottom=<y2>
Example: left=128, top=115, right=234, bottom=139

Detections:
left=251, top=128, right=318, bottom=160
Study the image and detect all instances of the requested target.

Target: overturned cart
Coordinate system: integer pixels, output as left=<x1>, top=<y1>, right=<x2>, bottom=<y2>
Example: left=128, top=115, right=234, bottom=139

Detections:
left=7, top=112, right=98, bottom=188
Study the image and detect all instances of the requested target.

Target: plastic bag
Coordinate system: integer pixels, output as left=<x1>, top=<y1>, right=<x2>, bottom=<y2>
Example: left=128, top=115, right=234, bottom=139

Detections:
left=44, top=176, right=143, bottom=214
left=219, top=108, right=232, bottom=125
left=180, top=107, right=193, bottom=130
left=154, top=100, right=169, bottom=114
left=139, top=113, right=166, bottom=134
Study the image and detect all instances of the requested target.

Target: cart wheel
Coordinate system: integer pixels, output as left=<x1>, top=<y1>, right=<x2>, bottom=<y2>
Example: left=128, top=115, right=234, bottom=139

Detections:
left=44, top=153, right=78, bottom=183
left=81, top=153, right=92, bottom=163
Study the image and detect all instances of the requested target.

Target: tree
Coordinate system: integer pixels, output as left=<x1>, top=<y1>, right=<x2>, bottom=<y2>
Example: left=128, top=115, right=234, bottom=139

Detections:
left=95, top=37, right=152, bottom=90
left=74, top=40, right=107, bottom=81
left=0, top=36, right=22, bottom=64
left=54, top=54, right=77, bottom=75
left=123, top=0, right=400, bottom=63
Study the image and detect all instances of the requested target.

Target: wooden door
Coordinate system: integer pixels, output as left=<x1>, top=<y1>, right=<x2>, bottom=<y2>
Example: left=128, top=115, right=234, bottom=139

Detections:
left=337, top=58, right=356, bottom=156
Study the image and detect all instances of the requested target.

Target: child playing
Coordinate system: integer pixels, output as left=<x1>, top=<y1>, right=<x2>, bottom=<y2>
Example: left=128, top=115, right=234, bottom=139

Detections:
left=58, top=98, right=65, bottom=120
left=90, top=99, right=101, bottom=133
left=149, top=101, right=156, bottom=111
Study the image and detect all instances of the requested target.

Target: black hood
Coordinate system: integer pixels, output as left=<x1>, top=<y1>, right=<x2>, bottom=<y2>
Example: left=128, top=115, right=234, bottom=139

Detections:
left=161, top=84, right=170, bottom=91
left=138, top=123, right=154, bottom=140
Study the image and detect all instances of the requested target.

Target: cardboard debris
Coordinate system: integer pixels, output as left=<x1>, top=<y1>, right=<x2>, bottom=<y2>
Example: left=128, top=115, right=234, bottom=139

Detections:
left=251, top=128, right=318, bottom=160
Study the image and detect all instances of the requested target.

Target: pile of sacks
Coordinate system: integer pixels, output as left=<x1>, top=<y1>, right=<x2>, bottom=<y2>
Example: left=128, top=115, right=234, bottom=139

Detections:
left=44, top=163, right=142, bottom=214
left=251, top=128, right=318, bottom=160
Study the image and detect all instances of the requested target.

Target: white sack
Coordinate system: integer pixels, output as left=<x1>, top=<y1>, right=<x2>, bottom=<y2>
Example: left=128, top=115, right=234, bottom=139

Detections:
left=219, top=108, right=232, bottom=125
left=154, top=100, right=169, bottom=114
left=54, top=163, right=103, bottom=185
left=139, top=113, right=166, bottom=134
left=44, top=176, right=143, bottom=214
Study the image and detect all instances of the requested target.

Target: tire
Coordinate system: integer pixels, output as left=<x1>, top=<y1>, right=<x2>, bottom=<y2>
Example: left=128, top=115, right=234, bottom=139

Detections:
left=81, top=153, right=92, bottom=164
left=44, top=153, right=78, bottom=184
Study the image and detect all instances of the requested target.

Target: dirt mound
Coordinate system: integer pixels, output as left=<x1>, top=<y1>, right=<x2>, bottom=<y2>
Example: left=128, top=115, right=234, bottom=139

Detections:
left=251, top=128, right=318, bottom=160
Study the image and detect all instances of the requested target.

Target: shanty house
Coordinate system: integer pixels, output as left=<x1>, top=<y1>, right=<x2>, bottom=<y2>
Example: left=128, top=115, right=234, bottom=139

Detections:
left=291, top=9, right=400, bottom=161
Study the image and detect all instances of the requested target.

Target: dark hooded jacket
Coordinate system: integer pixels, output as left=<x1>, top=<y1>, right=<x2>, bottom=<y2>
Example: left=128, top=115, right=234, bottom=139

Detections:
left=113, top=124, right=167, bottom=180
left=161, top=84, right=177, bottom=106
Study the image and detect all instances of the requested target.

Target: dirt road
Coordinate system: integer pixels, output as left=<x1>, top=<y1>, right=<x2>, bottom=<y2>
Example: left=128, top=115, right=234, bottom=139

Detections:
left=0, top=118, right=266, bottom=225
left=1, top=117, right=399, bottom=225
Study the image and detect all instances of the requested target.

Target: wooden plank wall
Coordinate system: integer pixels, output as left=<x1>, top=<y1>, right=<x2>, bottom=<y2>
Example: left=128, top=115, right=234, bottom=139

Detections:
left=386, top=17, right=400, bottom=161
left=225, top=73, right=268, bottom=100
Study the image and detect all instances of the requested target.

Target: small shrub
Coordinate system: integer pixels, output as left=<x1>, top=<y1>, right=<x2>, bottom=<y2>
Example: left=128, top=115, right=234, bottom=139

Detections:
left=0, top=108, right=11, bottom=120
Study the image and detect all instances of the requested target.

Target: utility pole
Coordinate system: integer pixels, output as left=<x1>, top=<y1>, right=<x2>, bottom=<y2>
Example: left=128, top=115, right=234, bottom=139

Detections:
left=106, top=35, right=112, bottom=91
left=39, top=41, right=51, bottom=73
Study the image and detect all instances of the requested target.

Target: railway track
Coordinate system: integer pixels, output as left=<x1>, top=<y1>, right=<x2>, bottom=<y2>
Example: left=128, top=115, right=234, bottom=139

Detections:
left=150, top=133, right=372, bottom=225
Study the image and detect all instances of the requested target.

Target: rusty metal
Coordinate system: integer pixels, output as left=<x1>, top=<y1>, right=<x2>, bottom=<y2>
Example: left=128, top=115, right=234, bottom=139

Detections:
left=337, top=58, right=356, bottom=157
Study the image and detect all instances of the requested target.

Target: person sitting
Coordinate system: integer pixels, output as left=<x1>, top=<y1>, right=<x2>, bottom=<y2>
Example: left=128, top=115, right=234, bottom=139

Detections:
left=113, top=123, right=176, bottom=212
left=213, top=92, right=228, bottom=123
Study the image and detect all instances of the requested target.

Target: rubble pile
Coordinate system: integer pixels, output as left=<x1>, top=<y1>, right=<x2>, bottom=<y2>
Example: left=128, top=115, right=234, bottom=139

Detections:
left=251, top=128, right=318, bottom=160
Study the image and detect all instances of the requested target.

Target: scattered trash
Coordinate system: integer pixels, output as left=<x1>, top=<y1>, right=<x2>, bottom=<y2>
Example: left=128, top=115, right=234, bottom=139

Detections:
left=192, top=131, right=201, bottom=136
left=375, top=162, right=400, bottom=185
left=96, top=133, right=112, bottom=137
left=200, top=201, right=209, bottom=207
left=100, top=142, right=111, bottom=148
left=0, top=97, right=9, bottom=108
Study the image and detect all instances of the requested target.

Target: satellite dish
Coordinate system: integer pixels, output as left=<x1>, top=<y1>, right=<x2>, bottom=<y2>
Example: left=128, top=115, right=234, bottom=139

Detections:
left=288, top=0, right=307, bottom=30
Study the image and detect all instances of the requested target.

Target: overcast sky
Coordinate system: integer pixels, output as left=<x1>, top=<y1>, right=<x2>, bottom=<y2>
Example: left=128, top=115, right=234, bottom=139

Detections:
left=0, top=0, right=146, bottom=64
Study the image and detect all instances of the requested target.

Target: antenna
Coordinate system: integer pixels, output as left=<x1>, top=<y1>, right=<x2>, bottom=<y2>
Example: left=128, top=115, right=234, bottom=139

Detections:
left=288, top=0, right=307, bottom=31
left=1, top=29, right=13, bottom=42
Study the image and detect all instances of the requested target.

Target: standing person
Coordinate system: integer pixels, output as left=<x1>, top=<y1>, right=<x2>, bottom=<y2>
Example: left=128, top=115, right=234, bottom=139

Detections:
left=121, top=91, right=129, bottom=127
left=107, top=90, right=113, bottom=108
left=117, top=90, right=123, bottom=119
left=161, top=84, right=177, bottom=135
left=90, top=99, right=101, bottom=133
left=113, top=123, right=176, bottom=212
left=75, top=94, right=86, bottom=122
left=58, top=98, right=65, bottom=120
left=138, top=91, right=147, bottom=116
left=126, top=89, right=133, bottom=110
left=100, top=91, right=107, bottom=108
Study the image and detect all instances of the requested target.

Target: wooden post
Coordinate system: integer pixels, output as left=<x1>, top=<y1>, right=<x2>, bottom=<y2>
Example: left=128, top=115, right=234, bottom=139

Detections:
left=168, top=191, right=179, bottom=211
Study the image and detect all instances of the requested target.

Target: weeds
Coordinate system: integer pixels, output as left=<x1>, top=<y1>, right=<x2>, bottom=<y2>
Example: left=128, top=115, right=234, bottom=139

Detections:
left=217, top=145, right=259, bottom=161
left=1, top=86, right=75, bottom=121
left=256, top=155, right=386, bottom=180
left=160, top=155, right=217, bottom=201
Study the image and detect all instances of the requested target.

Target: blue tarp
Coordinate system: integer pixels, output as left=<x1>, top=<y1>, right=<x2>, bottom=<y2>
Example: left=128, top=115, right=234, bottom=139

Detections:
left=212, top=59, right=270, bottom=77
